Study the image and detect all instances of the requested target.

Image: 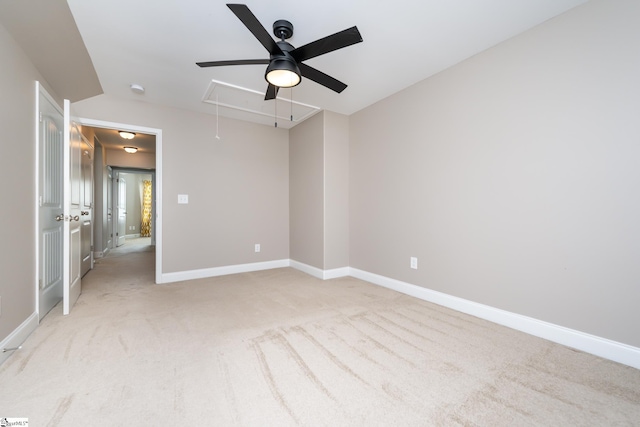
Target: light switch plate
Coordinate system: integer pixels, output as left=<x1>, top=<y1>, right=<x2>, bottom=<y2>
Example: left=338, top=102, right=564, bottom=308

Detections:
left=178, top=194, right=189, bottom=204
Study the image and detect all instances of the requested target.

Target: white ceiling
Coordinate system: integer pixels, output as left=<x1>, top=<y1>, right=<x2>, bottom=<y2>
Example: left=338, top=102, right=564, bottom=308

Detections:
left=91, top=127, right=157, bottom=154
left=66, top=0, right=588, bottom=129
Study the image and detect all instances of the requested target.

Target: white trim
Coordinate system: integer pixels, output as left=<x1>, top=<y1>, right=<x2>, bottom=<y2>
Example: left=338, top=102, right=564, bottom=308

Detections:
left=161, top=259, right=291, bottom=284
left=349, top=268, right=640, bottom=370
left=74, top=117, right=163, bottom=284
left=34, top=82, right=41, bottom=317
left=0, top=312, right=38, bottom=366
left=290, top=260, right=325, bottom=279
left=290, top=260, right=349, bottom=280
left=323, top=267, right=350, bottom=280
left=162, top=259, right=350, bottom=284
left=202, top=79, right=321, bottom=123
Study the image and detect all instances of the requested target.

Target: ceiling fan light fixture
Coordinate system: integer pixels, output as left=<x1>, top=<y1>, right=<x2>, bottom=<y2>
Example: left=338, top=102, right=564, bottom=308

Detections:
left=124, top=146, right=138, bottom=154
left=265, top=57, right=301, bottom=88
left=119, top=131, right=136, bottom=139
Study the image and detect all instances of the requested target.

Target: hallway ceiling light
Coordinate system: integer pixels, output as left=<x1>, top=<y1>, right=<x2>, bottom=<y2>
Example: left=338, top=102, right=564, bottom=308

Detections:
left=124, top=146, right=138, bottom=154
left=119, top=131, right=136, bottom=139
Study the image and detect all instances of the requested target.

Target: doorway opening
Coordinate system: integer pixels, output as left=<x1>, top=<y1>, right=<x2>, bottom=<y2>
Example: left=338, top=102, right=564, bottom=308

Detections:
left=112, top=168, right=156, bottom=250
left=78, top=119, right=163, bottom=284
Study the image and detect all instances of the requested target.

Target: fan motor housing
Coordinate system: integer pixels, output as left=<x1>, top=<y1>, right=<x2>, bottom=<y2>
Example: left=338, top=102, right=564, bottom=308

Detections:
left=273, top=20, right=294, bottom=40
left=275, top=41, right=295, bottom=54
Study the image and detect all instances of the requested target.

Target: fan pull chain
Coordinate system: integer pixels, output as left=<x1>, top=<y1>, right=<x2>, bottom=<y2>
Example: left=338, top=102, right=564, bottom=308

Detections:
left=290, top=88, right=293, bottom=122
left=274, top=97, right=278, bottom=128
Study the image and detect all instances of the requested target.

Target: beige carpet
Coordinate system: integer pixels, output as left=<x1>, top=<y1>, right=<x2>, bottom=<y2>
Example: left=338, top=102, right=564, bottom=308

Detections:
left=1, top=242, right=639, bottom=426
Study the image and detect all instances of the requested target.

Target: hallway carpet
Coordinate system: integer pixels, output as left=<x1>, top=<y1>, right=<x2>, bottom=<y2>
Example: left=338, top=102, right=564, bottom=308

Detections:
left=1, top=243, right=639, bottom=425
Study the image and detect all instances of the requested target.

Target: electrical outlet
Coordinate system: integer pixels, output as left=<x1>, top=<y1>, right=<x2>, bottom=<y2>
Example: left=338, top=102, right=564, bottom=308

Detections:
left=178, top=194, right=189, bottom=204
left=410, top=257, right=418, bottom=270
left=255, top=244, right=261, bottom=253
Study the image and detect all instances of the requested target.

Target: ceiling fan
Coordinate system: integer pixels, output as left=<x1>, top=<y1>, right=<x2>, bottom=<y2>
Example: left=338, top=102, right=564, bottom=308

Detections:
left=197, top=4, right=363, bottom=100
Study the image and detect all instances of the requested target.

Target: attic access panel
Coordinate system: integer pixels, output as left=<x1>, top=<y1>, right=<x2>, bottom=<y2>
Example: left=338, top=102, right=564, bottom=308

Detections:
left=202, top=79, right=320, bottom=124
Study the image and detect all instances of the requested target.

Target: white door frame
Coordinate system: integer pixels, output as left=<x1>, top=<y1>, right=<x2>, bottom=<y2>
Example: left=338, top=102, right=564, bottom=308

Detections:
left=76, top=118, right=163, bottom=284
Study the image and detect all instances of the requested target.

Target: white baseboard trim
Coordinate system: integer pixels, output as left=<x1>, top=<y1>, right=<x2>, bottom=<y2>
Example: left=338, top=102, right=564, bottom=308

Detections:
left=161, top=259, right=291, bottom=284
left=289, top=260, right=349, bottom=280
left=290, top=260, right=324, bottom=279
left=0, top=312, right=38, bottom=366
left=349, top=268, right=640, bottom=370
left=324, top=267, right=350, bottom=280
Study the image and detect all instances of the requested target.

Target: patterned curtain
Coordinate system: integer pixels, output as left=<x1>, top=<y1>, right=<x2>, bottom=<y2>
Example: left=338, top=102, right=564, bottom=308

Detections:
left=140, top=180, right=152, bottom=237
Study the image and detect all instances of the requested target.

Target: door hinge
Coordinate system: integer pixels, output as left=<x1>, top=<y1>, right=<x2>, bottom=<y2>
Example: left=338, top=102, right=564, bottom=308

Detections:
left=39, top=112, right=43, bottom=122
left=38, top=279, right=43, bottom=289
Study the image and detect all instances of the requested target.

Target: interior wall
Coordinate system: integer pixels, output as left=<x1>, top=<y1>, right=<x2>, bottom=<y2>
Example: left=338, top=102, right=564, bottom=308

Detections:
left=73, top=94, right=290, bottom=273
left=349, top=0, right=640, bottom=348
left=106, top=149, right=155, bottom=169
left=0, top=23, right=59, bottom=341
left=289, top=112, right=325, bottom=269
left=323, top=111, right=349, bottom=270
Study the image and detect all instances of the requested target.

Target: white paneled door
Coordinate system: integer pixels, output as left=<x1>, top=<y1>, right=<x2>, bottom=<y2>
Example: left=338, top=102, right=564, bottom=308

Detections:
left=63, top=99, right=82, bottom=315
left=38, top=87, right=64, bottom=318
left=80, top=134, right=94, bottom=277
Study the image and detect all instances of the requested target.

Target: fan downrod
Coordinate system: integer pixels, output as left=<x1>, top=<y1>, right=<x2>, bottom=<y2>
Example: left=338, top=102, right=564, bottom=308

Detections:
left=273, top=20, right=293, bottom=40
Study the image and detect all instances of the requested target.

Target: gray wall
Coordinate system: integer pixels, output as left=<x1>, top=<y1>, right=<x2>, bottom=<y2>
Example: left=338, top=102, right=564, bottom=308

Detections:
left=323, top=112, right=349, bottom=270
left=290, top=112, right=324, bottom=268
left=73, top=95, right=290, bottom=273
left=350, top=0, right=640, bottom=347
left=289, top=111, right=350, bottom=271
left=0, top=24, right=58, bottom=340
left=106, top=149, right=155, bottom=170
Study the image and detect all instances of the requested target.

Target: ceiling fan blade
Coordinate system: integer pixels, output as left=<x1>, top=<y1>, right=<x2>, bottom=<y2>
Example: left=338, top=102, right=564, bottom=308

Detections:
left=227, top=4, right=283, bottom=56
left=298, top=63, right=348, bottom=93
left=291, top=26, right=362, bottom=62
left=265, top=84, right=279, bottom=100
left=196, top=59, right=270, bottom=67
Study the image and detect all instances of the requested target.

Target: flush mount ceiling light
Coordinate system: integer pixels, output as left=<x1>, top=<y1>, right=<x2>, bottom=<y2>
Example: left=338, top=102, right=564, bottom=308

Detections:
left=119, top=131, right=136, bottom=139
left=124, top=146, right=138, bottom=154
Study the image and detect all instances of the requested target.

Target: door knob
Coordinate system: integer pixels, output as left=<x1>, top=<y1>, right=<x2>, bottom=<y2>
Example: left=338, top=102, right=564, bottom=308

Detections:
left=55, top=214, right=64, bottom=221
left=81, top=211, right=89, bottom=216
left=71, top=215, right=79, bottom=221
